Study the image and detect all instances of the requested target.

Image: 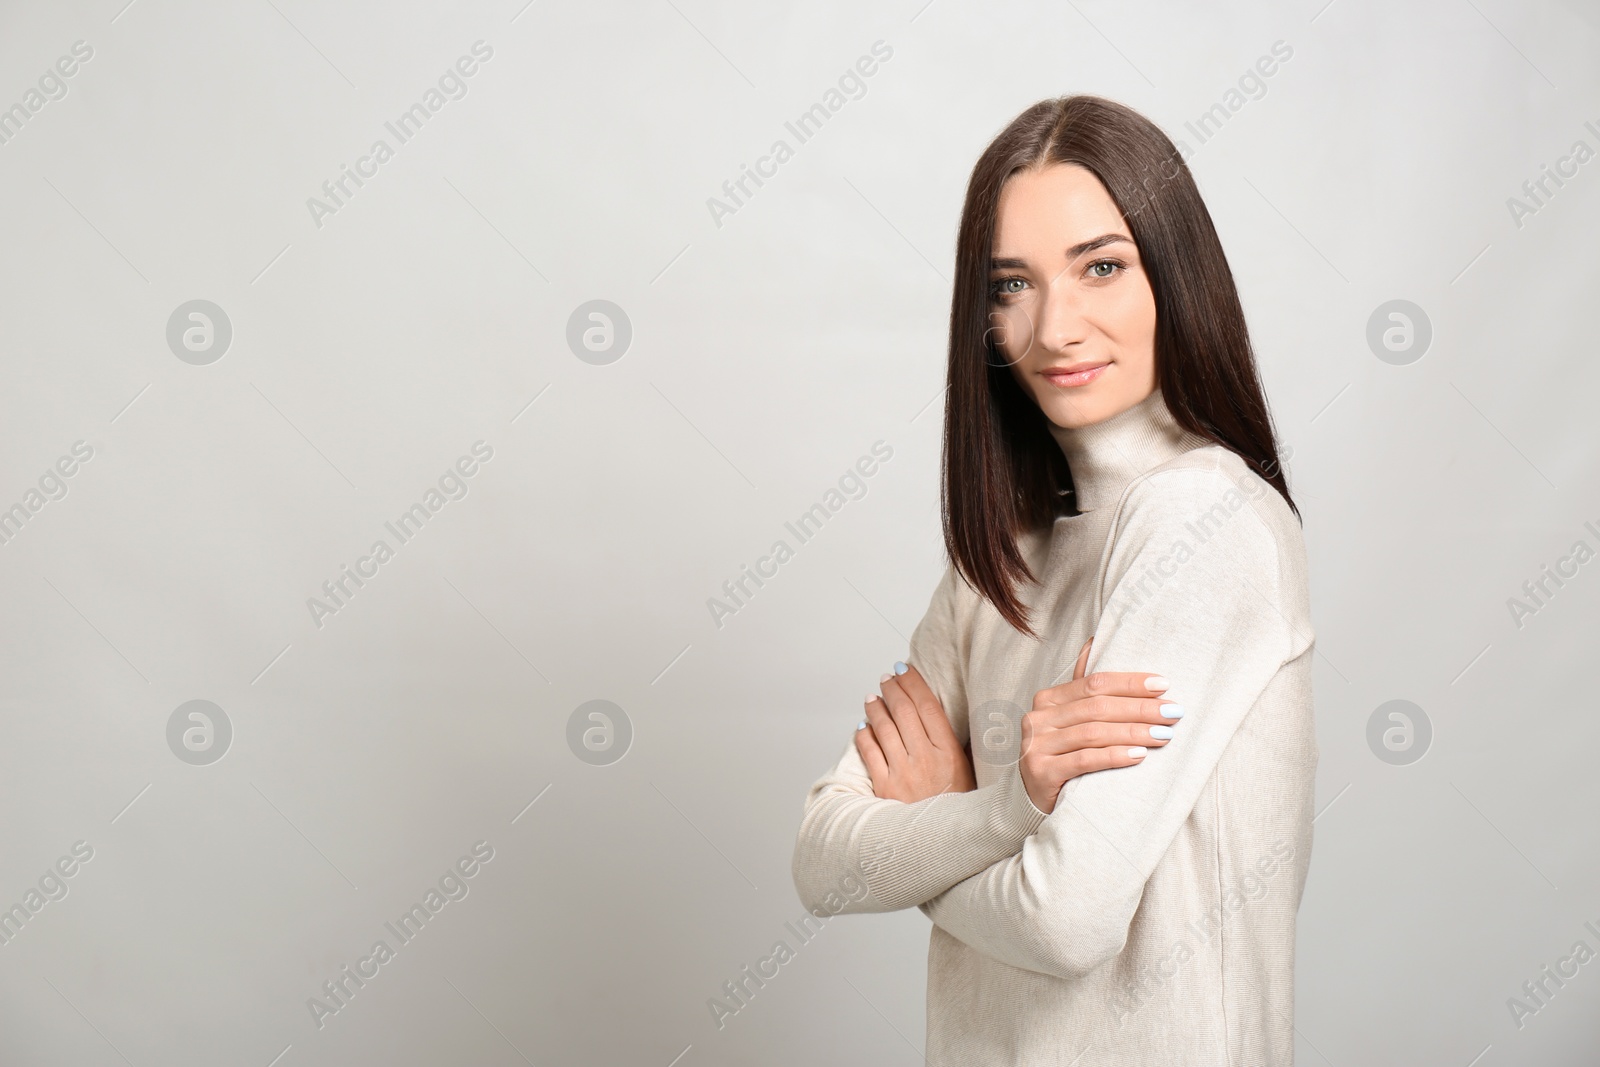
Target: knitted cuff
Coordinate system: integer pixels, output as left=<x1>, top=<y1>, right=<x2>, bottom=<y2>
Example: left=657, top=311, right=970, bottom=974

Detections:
left=988, top=763, right=1049, bottom=840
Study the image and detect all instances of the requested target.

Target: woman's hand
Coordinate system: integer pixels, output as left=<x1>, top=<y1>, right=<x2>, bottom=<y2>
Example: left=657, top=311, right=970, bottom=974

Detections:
left=856, top=662, right=976, bottom=803
left=1019, top=637, right=1184, bottom=814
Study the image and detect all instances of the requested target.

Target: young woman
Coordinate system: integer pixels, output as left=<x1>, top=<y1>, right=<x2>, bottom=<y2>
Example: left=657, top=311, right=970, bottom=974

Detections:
left=791, top=95, right=1316, bottom=1064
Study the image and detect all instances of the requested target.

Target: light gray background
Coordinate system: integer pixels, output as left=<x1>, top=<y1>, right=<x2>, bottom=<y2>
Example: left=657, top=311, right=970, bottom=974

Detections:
left=0, top=0, right=1596, bottom=1064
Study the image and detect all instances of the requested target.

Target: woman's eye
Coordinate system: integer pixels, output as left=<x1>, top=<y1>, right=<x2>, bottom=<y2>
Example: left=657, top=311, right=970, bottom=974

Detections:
left=1087, top=260, right=1122, bottom=279
left=990, top=277, right=1026, bottom=300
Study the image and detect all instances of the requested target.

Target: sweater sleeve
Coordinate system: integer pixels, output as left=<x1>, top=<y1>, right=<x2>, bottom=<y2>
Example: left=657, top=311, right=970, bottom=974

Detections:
left=920, top=465, right=1308, bottom=978
left=790, top=562, right=1050, bottom=916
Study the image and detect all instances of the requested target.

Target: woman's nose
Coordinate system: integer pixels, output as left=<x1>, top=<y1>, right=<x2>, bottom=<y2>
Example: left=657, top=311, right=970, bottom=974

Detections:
left=1034, top=282, right=1088, bottom=353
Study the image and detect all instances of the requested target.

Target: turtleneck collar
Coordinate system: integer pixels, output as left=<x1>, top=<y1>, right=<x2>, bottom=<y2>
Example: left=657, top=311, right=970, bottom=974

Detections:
left=1046, top=387, right=1211, bottom=513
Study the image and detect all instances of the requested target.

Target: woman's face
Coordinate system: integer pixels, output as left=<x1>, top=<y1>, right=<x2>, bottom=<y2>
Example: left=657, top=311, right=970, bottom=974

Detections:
left=988, top=163, right=1158, bottom=430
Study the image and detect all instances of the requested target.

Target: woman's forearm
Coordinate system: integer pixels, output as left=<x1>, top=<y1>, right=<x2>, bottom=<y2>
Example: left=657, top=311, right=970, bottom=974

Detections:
left=792, top=741, right=1047, bottom=914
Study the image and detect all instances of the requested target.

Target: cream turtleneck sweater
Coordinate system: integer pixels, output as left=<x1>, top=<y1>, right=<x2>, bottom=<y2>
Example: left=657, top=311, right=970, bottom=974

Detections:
left=791, top=387, right=1318, bottom=1065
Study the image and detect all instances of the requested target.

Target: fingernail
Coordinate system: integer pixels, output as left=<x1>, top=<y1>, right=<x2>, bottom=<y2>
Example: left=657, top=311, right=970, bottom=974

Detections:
left=1145, top=676, right=1169, bottom=691
left=893, top=661, right=908, bottom=675
left=858, top=721, right=867, bottom=730
left=865, top=694, right=877, bottom=705
left=880, top=672, right=893, bottom=683
left=1149, top=725, right=1174, bottom=740
left=1128, top=746, right=1148, bottom=758
left=1161, top=703, right=1184, bottom=719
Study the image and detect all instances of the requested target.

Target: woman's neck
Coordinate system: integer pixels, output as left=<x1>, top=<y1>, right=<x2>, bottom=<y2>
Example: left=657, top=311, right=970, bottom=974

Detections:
left=1047, top=388, right=1210, bottom=513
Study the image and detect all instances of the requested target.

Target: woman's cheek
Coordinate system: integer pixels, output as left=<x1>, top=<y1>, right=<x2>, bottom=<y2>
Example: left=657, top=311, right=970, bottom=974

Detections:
left=993, top=307, right=1033, bottom=365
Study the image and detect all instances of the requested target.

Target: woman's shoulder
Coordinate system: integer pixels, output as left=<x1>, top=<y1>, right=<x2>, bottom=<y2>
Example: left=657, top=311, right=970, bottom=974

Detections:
left=1118, top=443, right=1300, bottom=541
left=1109, top=443, right=1310, bottom=598
left=1097, top=444, right=1313, bottom=650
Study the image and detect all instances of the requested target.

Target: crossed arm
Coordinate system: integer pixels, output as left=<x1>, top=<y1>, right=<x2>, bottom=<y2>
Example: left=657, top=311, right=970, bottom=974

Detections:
left=791, top=466, right=1305, bottom=978
left=791, top=629, right=1178, bottom=916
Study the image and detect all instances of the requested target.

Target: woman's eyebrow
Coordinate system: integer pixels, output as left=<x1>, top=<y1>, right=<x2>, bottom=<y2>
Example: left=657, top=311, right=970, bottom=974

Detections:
left=989, top=233, right=1134, bottom=270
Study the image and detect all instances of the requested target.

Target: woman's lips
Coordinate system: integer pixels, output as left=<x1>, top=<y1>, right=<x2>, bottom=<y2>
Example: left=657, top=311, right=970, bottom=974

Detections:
left=1042, top=362, right=1109, bottom=387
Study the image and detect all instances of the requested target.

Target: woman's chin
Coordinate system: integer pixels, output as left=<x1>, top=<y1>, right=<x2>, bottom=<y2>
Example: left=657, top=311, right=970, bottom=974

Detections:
left=1040, top=391, right=1113, bottom=430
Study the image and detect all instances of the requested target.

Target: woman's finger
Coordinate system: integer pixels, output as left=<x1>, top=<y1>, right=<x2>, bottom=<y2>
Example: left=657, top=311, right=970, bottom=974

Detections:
left=1055, top=744, right=1150, bottom=783
left=895, top=663, right=962, bottom=749
left=1045, top=719, right=1175, bottom=756
left=854, top=717, right=891, bottom=789
left=880, top=670, right=934, bottom=756
left=863, top=692, right=907, bottom=763
left=1035, top=670, right=1170, bottom=710
left=1032, top=693, right=1183, bottom=732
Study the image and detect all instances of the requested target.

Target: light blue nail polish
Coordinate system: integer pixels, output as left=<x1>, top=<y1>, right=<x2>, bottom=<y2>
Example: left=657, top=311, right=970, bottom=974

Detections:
left=1161, top=704, right=1184, bottom=719
left=858, top=721, right=868, bottom=730
left=893, top=661, right=908, bottom=675
left=1149, top=724, right=1174, bottom=739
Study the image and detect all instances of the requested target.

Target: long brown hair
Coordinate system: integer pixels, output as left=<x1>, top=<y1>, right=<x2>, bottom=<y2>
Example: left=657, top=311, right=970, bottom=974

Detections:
left=943, top=94, right=1297, bottom=638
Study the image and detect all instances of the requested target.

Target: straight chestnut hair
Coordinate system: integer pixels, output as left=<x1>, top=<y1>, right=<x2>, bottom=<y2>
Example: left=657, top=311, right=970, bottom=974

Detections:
left=943, top=94, right=1297, bottom=638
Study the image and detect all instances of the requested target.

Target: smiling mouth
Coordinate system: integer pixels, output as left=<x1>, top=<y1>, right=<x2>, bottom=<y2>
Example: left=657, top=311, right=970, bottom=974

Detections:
left=1041, top=362, right=1109, bottom=387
